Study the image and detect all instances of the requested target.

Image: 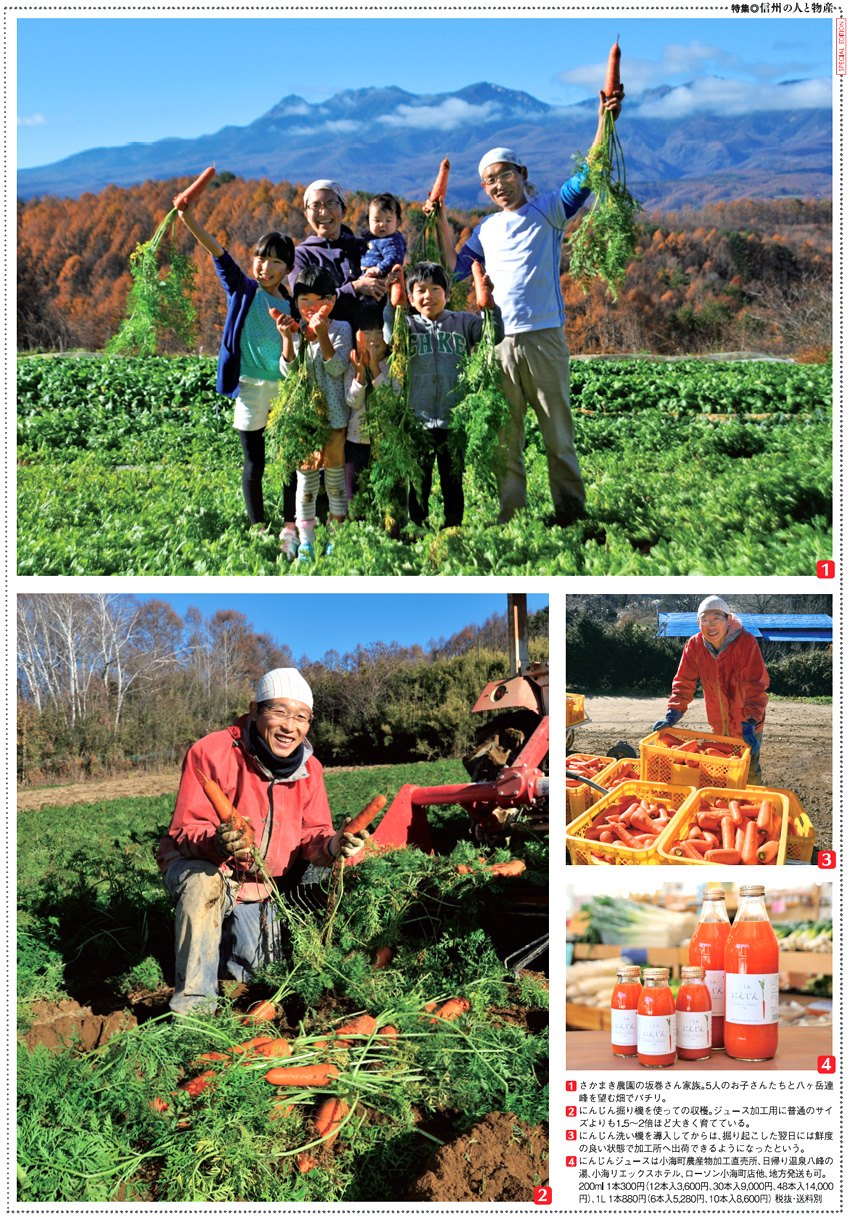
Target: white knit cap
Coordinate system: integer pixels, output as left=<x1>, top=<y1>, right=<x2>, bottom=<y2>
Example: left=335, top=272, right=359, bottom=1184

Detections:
left=255, top=668, right=313, bottom=709
left=697, top=596, right=732, bottom=618
left=303, top=179, right=346, bottom=208
left=478, top=147, right=525, bottom=180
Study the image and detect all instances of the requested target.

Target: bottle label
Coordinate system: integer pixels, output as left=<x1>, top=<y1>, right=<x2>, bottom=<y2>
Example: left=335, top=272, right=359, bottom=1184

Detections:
left=704, top=969, right=725, bottom=1015
left=611, top=1008, right=637, bottom=1046
left=726, top=972, right=779, bottom=1025
left=637, top=1013, right=676, bottom=1055
left=677, top=1008, right=712, bottom=1049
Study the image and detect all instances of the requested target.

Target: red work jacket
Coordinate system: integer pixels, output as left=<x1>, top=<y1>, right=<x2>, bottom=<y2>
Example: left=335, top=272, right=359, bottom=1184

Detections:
left=667, top=618, right=769, bottom=737
left=156, top=715, right=335, bottom=902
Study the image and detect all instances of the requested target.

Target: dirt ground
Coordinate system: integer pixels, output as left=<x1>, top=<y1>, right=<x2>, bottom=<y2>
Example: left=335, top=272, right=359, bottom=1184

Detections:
left=16, top=764, right=394, bottom=812
left=570, top=695, right=832, bottom=849
left=405, top=1112, right=549, bottom=1202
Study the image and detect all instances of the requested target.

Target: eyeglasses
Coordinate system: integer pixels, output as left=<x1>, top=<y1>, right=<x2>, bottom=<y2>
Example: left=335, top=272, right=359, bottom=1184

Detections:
left=482, top=169, right=520, bottom=189
left=306, top=201, right=342, bottom=214
left=259, top=707, right=313, bottom=725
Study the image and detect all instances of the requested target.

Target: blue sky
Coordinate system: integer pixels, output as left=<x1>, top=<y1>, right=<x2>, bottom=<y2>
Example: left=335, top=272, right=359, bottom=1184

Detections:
left=16, top=16, right=833, bottom=168
left=139, top=592, right=549, bottom=664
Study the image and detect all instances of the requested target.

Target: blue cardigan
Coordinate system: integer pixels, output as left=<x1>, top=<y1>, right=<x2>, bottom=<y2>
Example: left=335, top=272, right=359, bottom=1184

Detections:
left=212, top=251, right=293, bottom=398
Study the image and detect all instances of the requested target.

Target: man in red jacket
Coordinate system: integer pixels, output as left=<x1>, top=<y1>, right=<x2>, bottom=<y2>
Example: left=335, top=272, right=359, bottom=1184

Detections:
left=652, top=597, right=769, bottom=783
left=158, top=668, right=367, bottom=1015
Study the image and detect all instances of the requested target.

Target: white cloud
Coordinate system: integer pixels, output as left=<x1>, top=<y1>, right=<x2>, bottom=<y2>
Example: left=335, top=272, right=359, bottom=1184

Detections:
left=17, top=113, right=46, bottom=127
left=634, top=76, right=832, bottom=118
left=380, top=98, right=500, bottom=131
left=558, top=40, right=827, bottom=100
left=323, top=119, right=360, bottom=134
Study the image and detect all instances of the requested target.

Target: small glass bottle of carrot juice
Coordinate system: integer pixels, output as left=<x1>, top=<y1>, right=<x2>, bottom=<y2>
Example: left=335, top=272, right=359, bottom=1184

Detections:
left=676, top=966, right=712, bottom=1061
left=610, top=965, right=642, bottom=1057
left=637, top=968, right=676, bottom=1068
left=724, top=884, right=779, bottom=1062
left=689, top=886, right=731, bottom=1050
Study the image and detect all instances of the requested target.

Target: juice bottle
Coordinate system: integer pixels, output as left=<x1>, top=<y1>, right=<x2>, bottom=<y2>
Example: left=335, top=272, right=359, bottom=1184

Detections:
left=676, top=967, right=712, bottom=1061
left=610, top=965, right=641, bottom=1057
left=689, top=886, right=731, bottom=1049
left=637, top=969, right=676, bottom=1068
left=724, top=884, right=779, bottom=1061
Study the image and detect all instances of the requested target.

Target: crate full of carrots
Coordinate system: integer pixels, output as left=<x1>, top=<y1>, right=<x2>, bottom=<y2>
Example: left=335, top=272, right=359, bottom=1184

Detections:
left=566, top=693, right=590, bottom=727
left=566, top=781, right=695, bottom=866
left=638, top=727, right=750, bottom=790
left=595, top=756, right=641, bottom=791
left=746, top=786, right=816, bottom=864
left=655, top=787, right=790, bottom=866
left=566, top=754, right=613, bottom=818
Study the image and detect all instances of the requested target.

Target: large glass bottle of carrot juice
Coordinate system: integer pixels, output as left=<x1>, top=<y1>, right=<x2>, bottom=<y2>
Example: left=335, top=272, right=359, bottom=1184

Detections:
left=689, top=886, right=731, bottom=1050
left=724, top=884, right=779, bottom=1061
left=637, top=968, right=676, bottom=1068
left=610, top=965, right=641, bottom=1057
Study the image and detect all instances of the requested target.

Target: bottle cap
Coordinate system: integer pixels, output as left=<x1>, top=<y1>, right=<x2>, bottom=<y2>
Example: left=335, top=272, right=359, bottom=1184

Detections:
left=739, top=885, right=766, bottom=897
left=616, top=965, right=642, bottom=978
left=681, top=966, right=706, bottom=979
left=642, top=968, right=669, bottom=981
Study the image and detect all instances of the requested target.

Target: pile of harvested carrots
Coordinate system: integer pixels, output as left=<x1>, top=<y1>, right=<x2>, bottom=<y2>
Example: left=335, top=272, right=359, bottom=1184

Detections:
left=666, top=796, right=780, bottom=865
left=582, top=795, right=675, bottom=856
left=150, top=999, right=471, bottom=1173
left=604, top=760, right=641, bottom=789
left=565, top=755, right=611, bottom=787
left=653, top=734, right=741, bottom=768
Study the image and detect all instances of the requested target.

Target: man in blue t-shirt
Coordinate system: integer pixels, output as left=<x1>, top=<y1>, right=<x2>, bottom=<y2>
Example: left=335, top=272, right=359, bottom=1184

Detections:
left=438, top=88, right=623, bottom=526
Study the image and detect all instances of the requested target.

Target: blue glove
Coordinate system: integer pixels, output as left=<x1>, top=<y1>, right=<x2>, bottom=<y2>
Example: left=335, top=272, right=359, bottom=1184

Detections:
left=742, top=721, right=761, bottom=755
left=652, top=709, right=683, bottom=733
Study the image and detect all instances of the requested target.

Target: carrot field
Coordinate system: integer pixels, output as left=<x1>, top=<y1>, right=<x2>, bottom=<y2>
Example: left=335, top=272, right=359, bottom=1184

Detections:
left=17, top=354, right=831, bottom=576
left=17, top=761, right=549, bottom=1202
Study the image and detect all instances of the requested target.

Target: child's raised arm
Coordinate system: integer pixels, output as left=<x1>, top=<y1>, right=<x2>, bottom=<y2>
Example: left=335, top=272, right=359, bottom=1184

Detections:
left=422, top=198, right=458, bottom=271
left=175, top=203, right=225, bottom=259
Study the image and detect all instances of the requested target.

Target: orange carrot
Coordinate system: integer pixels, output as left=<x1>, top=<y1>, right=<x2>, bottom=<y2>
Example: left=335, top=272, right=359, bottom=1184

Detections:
left=333, top=1015, right=377, bottom=1044
left=704, top=849, right=742, bottom=865
left=720, top=817, right=736, bottom=852
left=428, top=156, right=451, bottom=203
left=241, top=1000, right=278, bottom=1026
left=149, top=1096, right=170, bottom=1114
left=315, top=1096, right=350, bottom=1142
left=757, top=801, right=774, bottom=832
left=429, top=997, right=470, bottom=1023
left=757, top=841, right=779, bottom=865
left=734, top=828, right=745, bottom=855
left=265, top=1063, right=339, bottom=1087
left=196, top=769, right=254, bottom=841
left=603, top=38, right=621, bottom=99
left=254, top=1038, right=293, bottom=1059
left=371, top=945, right=394, bottom=970
left=269, top=1100, right=295, bottom=1122
left=486, top=859, right=526, bottom=877
left=173, top=166, right=216, bottom=211
left=297, top=1155, right=318, bottom=1173
left=471, top=261, right=494, bottom=310
left=177, top=1070, right=217, bottom=1098
left=728, top=800, right=744, bottom=827
left=389, top=266, right=407, bottom=308
left=345, top=793, right=388, bottom=837
left=741, top=820, right=760, bottom=866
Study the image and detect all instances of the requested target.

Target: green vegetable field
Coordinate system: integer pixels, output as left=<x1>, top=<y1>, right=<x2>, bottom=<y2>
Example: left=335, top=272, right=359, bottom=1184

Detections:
left=18, top=762, right=549, bottom=1202
left=17, top=354, right=831, bottom=575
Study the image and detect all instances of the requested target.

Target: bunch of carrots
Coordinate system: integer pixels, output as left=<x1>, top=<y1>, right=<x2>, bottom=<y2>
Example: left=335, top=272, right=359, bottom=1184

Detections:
left=565, top=755, right=612, bottom=788
left=654, top=733, right=743, bottom=764
left=665, top=796, right=782, bottom=865
left=151, top=998, right=472, bottom=1173
left=582, top=794, right=675, bottom=860
left=108, top=165, right=216, bottom=356
left=604, top=760, right=641, bottom=789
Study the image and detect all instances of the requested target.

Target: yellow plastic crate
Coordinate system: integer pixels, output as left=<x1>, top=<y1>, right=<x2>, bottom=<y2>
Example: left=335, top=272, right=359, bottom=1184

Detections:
left=595, top=756, right=642, bottom=791
left=747, top=786, right=816, bottom=863
left=639, top=727, right=750, bottom=790
left=566, top=780, right=695, bottom=866
left=565, top=754, right=613, bottom=819
left=566, top=693, right=589, bottom=727
left=655, top=787, right=790, bottom=866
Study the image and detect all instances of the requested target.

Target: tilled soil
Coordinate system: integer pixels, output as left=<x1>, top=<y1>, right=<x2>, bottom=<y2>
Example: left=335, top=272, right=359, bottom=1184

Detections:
left=570, top=695, right=832, bottom=849
left=405, top=1111, right=549, bottom=1202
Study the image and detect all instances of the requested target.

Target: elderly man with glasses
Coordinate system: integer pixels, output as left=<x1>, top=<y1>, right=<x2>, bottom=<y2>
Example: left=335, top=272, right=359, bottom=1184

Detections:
left=157, top=668, right=366, bottom=1014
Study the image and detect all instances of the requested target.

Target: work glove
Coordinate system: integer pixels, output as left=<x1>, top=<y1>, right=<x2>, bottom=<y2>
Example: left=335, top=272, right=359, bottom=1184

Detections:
left=741, top=721, right=761, bottom=755
left=652, top=708, right=683, bottom=733
left=214, top=819, right=253, bottom=861
left=330, top=819, right=369, bottom=859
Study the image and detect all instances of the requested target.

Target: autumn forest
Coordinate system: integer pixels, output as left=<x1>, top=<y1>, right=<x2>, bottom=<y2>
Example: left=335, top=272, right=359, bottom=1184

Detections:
left=18, top=173, right=831, bottom=359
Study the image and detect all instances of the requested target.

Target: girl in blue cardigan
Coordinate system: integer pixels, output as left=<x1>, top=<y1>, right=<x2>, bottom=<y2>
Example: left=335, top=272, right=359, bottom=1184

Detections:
left=177, top=203, right=296, bottom=536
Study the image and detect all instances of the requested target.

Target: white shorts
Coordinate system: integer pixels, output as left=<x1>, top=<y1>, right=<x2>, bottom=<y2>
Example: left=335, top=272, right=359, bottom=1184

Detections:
left=232, top=377, right=280, bottom=433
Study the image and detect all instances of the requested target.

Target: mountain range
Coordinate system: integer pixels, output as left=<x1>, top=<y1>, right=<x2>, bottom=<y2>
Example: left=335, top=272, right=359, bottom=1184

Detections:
left=17, top=81, right=832, bottom=209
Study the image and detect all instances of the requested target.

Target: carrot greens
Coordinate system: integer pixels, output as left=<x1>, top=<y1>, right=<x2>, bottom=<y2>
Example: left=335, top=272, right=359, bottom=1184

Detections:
left=106, top=210, right=198, bottom=356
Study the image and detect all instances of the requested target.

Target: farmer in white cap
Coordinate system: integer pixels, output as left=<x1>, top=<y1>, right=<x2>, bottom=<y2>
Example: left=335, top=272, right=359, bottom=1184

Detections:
left=430, top=88, right=623, bottom=527
left=290, top=179, right=385, bottom=328
left=652, top=598, right=769, bottom=782
left=157, top=668, right=368, bottom=1014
